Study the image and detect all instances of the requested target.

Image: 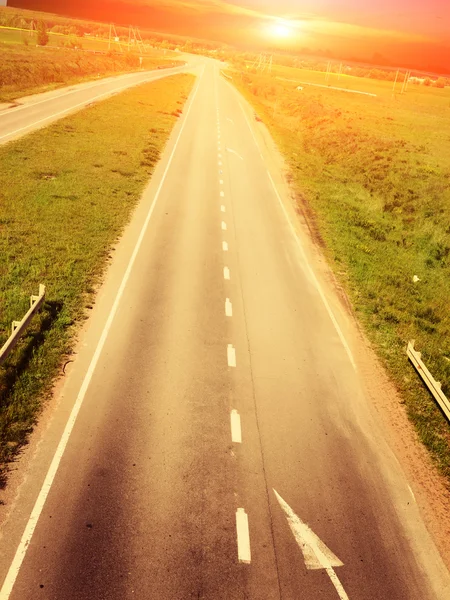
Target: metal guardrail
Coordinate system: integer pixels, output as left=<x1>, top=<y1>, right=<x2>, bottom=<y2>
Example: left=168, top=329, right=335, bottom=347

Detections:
left=221, top=70, right=233, bottom=80
left=0, top=284, right=46, bottom=366
left=407, top=340, right=450, bottom=422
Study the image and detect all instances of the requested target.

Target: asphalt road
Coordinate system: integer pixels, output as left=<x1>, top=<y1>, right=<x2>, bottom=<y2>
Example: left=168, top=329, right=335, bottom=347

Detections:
left=0, top=61, right=449, bottom=599
left=0, top=63, right=192, bottom=145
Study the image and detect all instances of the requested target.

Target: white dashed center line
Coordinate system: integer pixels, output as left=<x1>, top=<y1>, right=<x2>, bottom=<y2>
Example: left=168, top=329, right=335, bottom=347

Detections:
left=222, top=241, right=229, bottom=252
left=230, top=409, right=242, bottom=443
left=225, top=297, right=232, bottom=316
left=227, top=344, right=236, bottom=367
left=236, top=508, right=251, bottom=564
left=221, top=221, right=227, bottom=231
left=221, top=205, right=226, bottom=213
left=219, top=179, right=224, bottom=184
left=224, top=266, right=230, bottom=280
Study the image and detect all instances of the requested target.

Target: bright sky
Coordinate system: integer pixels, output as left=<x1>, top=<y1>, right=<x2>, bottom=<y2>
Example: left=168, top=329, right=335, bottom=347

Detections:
left=11, top=0, right=450, bottom=71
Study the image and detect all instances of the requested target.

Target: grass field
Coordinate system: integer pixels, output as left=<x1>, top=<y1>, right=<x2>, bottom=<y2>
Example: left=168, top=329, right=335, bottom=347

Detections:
left=0, top=73, right=195, bottom=482
left=229, top=66, right=450, bottom=484
left=0, top=25, right=173, bottom=54
left=0, top=42, right=180, bottom=103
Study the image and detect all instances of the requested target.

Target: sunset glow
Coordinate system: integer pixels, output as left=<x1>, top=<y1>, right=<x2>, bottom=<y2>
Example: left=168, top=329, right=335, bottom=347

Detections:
left=8, top=0, right=450, bottom=72
left=269, top=22, right=294, bottom=39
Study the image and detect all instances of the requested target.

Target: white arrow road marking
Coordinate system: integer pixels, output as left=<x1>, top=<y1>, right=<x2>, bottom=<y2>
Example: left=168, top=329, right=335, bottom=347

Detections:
left=223, top=266, right=230, bottom=280
left=236, top=508, right=251, bottom=564
left=273, top=489, right=349, bottom=600
left=230, top=409, right=242, bottom=443
left=226, top=147, right=244, bottom=160
left=225, top=297, right=232, bottom=315
left=227, top=344, right=236, bottom=367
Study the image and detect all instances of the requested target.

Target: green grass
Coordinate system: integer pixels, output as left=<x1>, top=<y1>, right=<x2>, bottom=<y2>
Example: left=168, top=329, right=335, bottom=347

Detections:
left=0, top=73, right=195, bottom=482
left=0, top=25, right=177, bottom=54
left=0, top=42, right=181, bottom=103
left=229, top=68, right=450, bottom=484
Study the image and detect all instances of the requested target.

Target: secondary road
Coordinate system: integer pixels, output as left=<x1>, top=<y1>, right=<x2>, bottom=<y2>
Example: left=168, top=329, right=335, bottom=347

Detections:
left=0, top=60, right=196, bottom=145
left=0, top=60, right=449, bottom=599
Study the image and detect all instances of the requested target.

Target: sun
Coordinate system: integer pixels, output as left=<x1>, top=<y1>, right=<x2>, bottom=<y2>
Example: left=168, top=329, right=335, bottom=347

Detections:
left=268, top=20, right=295, bottom=39
left=272, top=24, right=291, bottom=37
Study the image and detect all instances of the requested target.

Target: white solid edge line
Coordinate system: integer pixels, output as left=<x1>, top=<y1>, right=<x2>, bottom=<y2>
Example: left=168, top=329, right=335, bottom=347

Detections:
left=0, top=67, right=186, bottom=143
left=266, top=170, right=356, bottom=371
left=227, top=344, right=236, bottom=367
left=0, top=70, right=155, bottom=117
left=225, top=297, right=232, bottom=316
left=234, top=95, right=356, bottom=371
left=236, top=508, right=251, bottom=564
left=0, top=69, right=203, bottom=600
left=224, top=266, right=230, bottom=280
left=230, top=409, right=242, bottom=443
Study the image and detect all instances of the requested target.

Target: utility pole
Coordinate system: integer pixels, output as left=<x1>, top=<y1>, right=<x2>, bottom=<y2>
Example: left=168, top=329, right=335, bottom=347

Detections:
left=325, top=61, right=332, bottom=84
left=404, top=70, right=411, bottom=92
left=337, top=62, right=343, bottom=81
left=108, top=24, right=123, bottom=52
left=392, top=69, right=399, bottom=96
left=400, top=70, right=410, bottom=94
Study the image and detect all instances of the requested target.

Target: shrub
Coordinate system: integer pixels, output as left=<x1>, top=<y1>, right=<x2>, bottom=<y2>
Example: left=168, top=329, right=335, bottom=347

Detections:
left=36, top=21, right=49, bottom=47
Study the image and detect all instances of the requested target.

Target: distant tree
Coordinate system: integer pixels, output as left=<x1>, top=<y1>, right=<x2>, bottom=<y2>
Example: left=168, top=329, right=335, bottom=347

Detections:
left=36, top=21, right=49, bottom=46
left=423, top=78, right=431, bottom=86
left=434, top=77, right=446, bottom=88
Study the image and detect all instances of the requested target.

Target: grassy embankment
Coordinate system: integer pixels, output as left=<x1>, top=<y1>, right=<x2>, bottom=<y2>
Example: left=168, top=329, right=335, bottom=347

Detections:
left=0, top=42, right=181, bottom=103
left=229, top=67, right=450, bottom=482
left=0, top=73, right=195, bottom=483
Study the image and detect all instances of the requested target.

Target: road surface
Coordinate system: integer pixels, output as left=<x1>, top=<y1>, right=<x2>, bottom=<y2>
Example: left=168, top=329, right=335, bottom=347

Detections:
left=0, top=61, right=449, bottom=599
left=0, top=62, right=193, bottom=145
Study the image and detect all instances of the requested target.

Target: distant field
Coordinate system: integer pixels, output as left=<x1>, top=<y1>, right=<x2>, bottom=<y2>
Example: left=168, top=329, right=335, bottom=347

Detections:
left=0, top=42, right=180, bottom=102
left=248, top=63, right=450, bottom=104
left=0, top=25, right=175, bottom=55
left=0, top=73, right=195, bottom=480
left=229, top=66, right=450, bottom=482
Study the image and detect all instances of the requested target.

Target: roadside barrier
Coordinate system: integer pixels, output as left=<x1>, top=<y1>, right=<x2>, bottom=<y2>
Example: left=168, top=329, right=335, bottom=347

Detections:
left=0, top=284, right=46, bottom=366
left=407, top=340, right=450, bottom=422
